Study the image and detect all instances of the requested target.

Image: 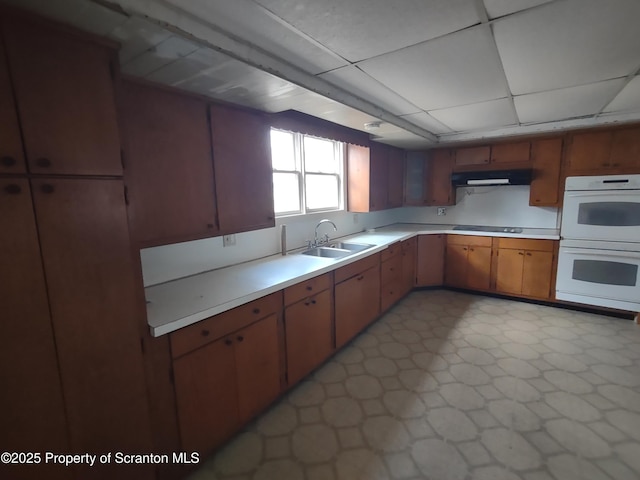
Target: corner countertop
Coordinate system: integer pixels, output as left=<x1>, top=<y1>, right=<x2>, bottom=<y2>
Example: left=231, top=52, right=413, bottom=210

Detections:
left=145, top=223, right=559, bottom=337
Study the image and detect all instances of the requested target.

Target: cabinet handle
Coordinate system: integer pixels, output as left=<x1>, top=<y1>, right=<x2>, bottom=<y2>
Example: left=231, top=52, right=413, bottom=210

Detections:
left=267, top=215, right=274, bottom=221
left=40, top=184, right=55, bottom=194
left=252, top=308, right=260, bottom=314
left=306, top=286, right=313, bottom=291
left=4, top=184, right=21, bottom=194
left=201, top=329, right=210, bottom=337
left=518, top=251, right=524, bottom=255
left=612, top=163, right=620, bottom=167
left=1, top=156, right=16, bottom=167
left=357, top=275, right=364, bottom=281
left=206, top=223, right=214, bottom=229
left=224, top=338, right=232, bottom=346
left=526, top=252, right=532, bottom=256
left=36, top=158, right=51, bottom=168
left=236, top=335, right=244, bottom=342
left=311, top=299, right=316, bottom=305
left=469, top=248, right=474, bottom=252
left=390, top=267, right=394, bottom=272
left=463, top=247, right=467, bottom=251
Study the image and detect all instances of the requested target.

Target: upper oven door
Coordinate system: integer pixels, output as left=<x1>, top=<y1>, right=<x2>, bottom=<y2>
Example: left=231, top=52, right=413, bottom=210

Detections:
left=562, top=190, right=640, bottom=242
left=556, top=245, right=640, bottom=305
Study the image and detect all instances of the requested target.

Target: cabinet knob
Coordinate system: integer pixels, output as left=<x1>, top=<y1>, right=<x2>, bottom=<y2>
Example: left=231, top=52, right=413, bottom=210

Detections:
left=236, top=335, right=244, bottom=342
left=201, top=329, right=210, bottom=337
left=311, top=299, right=316, bottom=305
left=306, top=286, right=313, bottom=291
left=267, top=215, right=274, bottom=221
left=252, top=308, right=260, bottom=314
left=40, top=184, right=55, bottom=194
left=518, top=251, right=524, bottom=256
left=357, top=275, right=364, bottom=281
left=4, top=184, right=21, bottom=194
left=1, top=156, right=16, bottom=167
left=469, top=248, right=474, bottom=252
left=224, top=338, right=232, bottom=346
left=206, top=223, right=214, bottom=229
left=36, top=158, right=51, bottom=168
left=463, top=247, right=467, bottom=251
left=526, top=252, right=532, bottom=256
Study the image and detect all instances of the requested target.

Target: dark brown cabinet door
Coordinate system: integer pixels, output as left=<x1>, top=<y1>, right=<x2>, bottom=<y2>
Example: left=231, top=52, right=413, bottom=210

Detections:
left=210, top=104, right=275, bottom=234
left=427, top=149, right=454, bottom=206
left=0, top=34, right=25, bottom=174
left=495, top=249, right=524, bottom=295
left=566, top=131, right=613, bottom=172
left=120, top=81, right=219, bottom=245
left=173, top=338, right=239, bottom=454
left=234, top=314, right=281, bottom=422
left=387, top=147, right=405, bottom=208
left=3, top=19, right=121, bottom=176
left=401, top=237, right=417, bottom=295
left=0, top=179, right=70, bottom=480
left=31, top=178, right=153, bottom=479
left=522, top=250, right=553, bottom=299
left=530, top=138, right=562, bottom=206
left=335, top=265, right=380, bottom=348
left=416, top=235, right=445, bottom=286
left=404, top=152, right=428, bottom=205
left=610, top=127, right=640, bottom=169
left=285, top=290, right=333, bottom=386
left=369, top=143, right=388, bottom=210
left=445, top=244, right=468, bottom=287
left=467, top=246, right=492, bottom=290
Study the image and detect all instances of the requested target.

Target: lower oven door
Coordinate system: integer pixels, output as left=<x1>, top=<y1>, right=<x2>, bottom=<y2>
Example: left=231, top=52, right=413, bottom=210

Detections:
left=556, top=242, right=640, bottom=311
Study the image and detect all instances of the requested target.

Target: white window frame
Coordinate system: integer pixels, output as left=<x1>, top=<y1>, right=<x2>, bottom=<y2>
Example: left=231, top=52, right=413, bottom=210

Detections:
left=271, top=128, right=345, bottom=218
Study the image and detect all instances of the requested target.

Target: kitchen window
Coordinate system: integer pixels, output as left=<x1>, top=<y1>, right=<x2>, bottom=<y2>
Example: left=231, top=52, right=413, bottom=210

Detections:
left=270, top=128, right=344, bottom=216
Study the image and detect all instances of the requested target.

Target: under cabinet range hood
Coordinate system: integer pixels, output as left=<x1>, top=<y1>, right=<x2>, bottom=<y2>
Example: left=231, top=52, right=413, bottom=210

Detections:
left=451, top=169, right=532, bottom=187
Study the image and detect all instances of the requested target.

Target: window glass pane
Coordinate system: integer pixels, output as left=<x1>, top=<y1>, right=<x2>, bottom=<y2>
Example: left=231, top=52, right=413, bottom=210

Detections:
left=273, top=172, right=300, bottom=214
left=572, top=259, right=638, bottom=286
left=304, top=136, right=339, bottom=173
left=306, top=174, right=339, bottom=210
left=578, top=202, right=640, bottom=226
left=270, top=130, right=296, bottom=170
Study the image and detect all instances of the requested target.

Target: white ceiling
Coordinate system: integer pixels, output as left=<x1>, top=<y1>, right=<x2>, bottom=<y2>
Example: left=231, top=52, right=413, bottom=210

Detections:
left=6, top=0, right=640, bottom=148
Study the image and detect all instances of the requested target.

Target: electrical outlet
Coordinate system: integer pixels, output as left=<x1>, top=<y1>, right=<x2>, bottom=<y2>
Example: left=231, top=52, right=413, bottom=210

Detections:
left=437, top=207, right=446, bottom=216
left=223, top=234, right=236, bottom=247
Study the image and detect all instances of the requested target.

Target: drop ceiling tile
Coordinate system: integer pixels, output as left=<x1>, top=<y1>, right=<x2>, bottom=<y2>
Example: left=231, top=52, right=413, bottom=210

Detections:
left=253, top=0, right=481, bottom=62
left=167, top=0, right=347, bottom=74
left=319, top=66, right=421, bottom=116
left=482, top=0, right=553, bottom=19
left=399, top=112, right=453, bottom=134
left=146, top=48, right=232, bottom=85
left=429, top=98, right=517, bottom=132
left=493, top=0, right=640, bottom=95
left=371, top=131, right=434, bottom=149
left=108, top=17, right=173, bottom=64
left=514, top=78, right=627, bottom=124
left=603, top=77, right=640, bottom=113
left=358, top=25, right=509, bottom=111
left=121, top=36, right=201, bottom=77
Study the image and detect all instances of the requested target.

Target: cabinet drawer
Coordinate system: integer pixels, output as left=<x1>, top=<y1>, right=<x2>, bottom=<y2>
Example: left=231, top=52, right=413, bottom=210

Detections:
left=381, top=242, right=401, bottom=262
left=284, top=273, right=331, bottom=306
left=381, top=256, right=402, bottom=286
left=170, top=291, right=283, bottom=358
left=446, top=234, right=492, bottom=247
left=335, top=253, right=380, bottom=284
left=497, top=238, right=554, bottom=252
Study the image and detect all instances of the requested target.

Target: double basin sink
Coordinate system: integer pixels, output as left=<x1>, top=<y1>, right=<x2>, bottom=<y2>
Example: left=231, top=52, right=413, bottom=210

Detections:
left=301, top=242, right=375, bottom=259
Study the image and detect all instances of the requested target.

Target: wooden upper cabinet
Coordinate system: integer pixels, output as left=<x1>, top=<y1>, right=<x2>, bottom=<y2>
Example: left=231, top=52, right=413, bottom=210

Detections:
left=3, top=18, right=121, bottom=176
left=368, top=142, right=389, bottom=211
left=347, top=144, right=371, bottom=212
left=387, top=146, right=405, bottom=208
left=120, top=81, right=218, bottom=246
left=31, top=178, right=153, bottom=477
left=0, top=33, right=25, bottom=174
left=404, top=152, right=428, bottom=205
left=610, top=126, right=640, bottom=169
left=491, top=141, right=531, bottom=164
left=210, top=104, right=275, bottom=234
left=427, top=149, right=454, bottom=206
left=530, top=138, right=563, bottom=206
left=454, top=146, right=490, bottom=167
left=0, top=179, right=70, bottom=480
left=565, top=131, right=613, bottom=171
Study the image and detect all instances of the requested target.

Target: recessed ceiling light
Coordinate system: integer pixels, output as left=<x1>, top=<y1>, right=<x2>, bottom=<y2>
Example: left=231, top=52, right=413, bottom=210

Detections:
left=364, top=121, right=383, bottom=131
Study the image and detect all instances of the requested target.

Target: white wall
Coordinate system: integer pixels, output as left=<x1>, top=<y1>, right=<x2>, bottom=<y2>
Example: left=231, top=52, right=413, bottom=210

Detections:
left=401, top=185, right=559, bottom=228
left=140, top=208, right=405, bottom=286
left=141, top=186, right=559, bottom=287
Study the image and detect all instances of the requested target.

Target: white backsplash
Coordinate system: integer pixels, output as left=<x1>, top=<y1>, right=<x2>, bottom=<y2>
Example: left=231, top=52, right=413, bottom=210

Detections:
left=140, top=208, right=404, bottom=286
left=401, top=185, right=559, bottom=228
left=141, top=185, right=559, bottom=287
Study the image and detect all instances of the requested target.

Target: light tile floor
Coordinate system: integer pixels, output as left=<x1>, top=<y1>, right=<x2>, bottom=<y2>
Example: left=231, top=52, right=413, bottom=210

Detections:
left=188, top=290, right=640, bottom=480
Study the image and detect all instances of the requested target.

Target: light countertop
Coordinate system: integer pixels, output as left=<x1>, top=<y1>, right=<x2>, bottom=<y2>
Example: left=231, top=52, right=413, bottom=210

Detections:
left=145, top=223, right=560, bottom=337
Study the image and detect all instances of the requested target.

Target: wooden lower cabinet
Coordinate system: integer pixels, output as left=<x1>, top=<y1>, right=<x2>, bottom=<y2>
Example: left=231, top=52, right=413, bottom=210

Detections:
left=416, top=234, right=445, bottom=286
left=173, top=313, right=281, bottom=454
left=285, top=288, right=333, bottom=386
left=381, top=248, right=403, bottom=312
left=445, top=235, right=492, bottom=290
left=401, top=237, right=417, bottom=295
left=494, top=238, right=556, bottom=300
left=335, top=257, right=381, bottom=348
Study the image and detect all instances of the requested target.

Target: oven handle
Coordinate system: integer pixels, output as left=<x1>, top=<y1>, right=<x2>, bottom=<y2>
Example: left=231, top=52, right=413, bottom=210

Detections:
left=565, top=191, right=640, bottom=198
left=561, top=248, right=640, bottom=260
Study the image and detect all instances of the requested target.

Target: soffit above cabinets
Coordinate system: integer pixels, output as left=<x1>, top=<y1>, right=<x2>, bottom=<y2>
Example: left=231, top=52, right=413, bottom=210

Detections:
left=7, top=0, right=640, bottom=148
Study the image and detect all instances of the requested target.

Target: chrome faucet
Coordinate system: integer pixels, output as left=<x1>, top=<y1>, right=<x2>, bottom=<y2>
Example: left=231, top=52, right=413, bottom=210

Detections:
left=313, top=219, right=337, bottom=247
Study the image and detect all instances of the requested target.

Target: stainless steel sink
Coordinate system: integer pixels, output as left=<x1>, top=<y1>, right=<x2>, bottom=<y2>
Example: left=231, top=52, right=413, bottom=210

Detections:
left=301, top=242, right=375, bottom=259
